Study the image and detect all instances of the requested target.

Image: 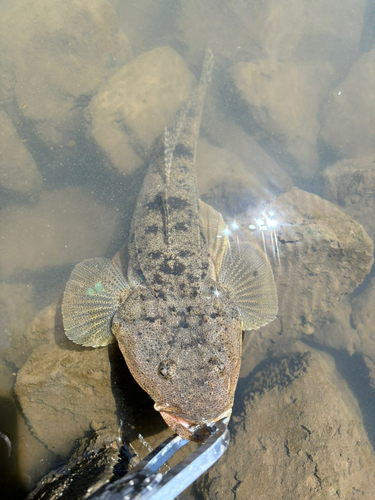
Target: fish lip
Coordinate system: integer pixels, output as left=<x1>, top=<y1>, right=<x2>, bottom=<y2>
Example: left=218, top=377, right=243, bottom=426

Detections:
left=159, top=411, right=195, bottom=430
left=154, top=403, right=232, bottom=423
left=157, top=406, right=232, bottom=439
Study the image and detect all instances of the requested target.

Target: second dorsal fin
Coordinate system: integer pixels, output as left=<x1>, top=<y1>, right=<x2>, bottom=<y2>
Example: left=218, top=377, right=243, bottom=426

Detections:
left=199, top=199, right=229, bottom=274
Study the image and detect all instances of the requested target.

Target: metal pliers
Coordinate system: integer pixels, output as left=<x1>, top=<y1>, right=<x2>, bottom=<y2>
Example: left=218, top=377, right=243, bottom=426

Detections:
left=88, top=417, right=230, bottom=500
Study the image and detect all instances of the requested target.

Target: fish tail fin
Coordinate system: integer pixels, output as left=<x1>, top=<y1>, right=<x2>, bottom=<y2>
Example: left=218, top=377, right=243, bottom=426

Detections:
left=162, top=49, right=214, bottom=252
left=199, top=48, right=214, bottom=92
left=163, top=48, right=214, bottom=175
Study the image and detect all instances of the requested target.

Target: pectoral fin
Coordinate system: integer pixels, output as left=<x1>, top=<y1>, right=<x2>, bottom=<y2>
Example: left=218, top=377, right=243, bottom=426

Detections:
left=218, top=241, right=278, bottom=330
left=199, top=199, right=229, bottom=274
left=62, top=257, right=130, bottom=347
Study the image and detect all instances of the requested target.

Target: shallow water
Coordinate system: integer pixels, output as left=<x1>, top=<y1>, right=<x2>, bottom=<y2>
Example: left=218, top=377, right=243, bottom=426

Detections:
left=1, top=0, right=375, bottom=498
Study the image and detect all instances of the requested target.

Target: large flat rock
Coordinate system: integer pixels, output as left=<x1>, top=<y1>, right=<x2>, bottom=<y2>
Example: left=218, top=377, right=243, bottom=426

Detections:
left=237, top=187, right=373, bottom=375
left=198, top=350, right=375, bottom=499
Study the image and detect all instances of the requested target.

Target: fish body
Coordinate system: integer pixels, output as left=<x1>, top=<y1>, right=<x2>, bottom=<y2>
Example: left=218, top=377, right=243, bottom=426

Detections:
left=62, top=50, right=278, bottom=441
left=112, top=50, right=242, bottom=438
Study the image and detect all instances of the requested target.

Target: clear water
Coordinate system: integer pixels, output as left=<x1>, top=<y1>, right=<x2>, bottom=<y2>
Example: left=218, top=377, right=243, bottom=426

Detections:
left=1, top=0, right=375, bottom=498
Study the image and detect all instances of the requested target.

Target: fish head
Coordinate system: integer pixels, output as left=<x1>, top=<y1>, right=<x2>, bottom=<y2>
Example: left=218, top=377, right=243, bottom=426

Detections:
left=112, top=282, right=242, bottom=442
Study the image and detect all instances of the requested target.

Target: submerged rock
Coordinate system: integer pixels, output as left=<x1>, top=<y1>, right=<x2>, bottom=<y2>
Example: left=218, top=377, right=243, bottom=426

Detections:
left=321, top=49, right=375, bottom=160
left=309, top=298, right=360, bottom=355
left=89, top=46, right=195, bottom=175
left=258, top=0, right=364, bottom=65
left=0, top=0, right=132, bottom=147
left=176, top=0, right=364, bottom=68
left=272, top=188, right=373, bottom=320
left=230, top=59, right=335, bottom=178
left=351, top=276, right=375, bottom=390
left=321, top=157, right=375, bottom=242
left=238, top=187, right=373, bottom=375
left=251, top=188, right=371, bottom=333
left=14, top=303, right=119, bottom=458
left=15, top=339, right=119, bottom=457
left=0, top=109, right=42, bottom=195
left=196, top=138, right=268, bottom=216
left=200, top=105, right=294, bottom=206
left=0, top=187, right=120, bottom=279
left=0, top=283, right=37, bottom=370
left=198, top=350, right=375, bottom=499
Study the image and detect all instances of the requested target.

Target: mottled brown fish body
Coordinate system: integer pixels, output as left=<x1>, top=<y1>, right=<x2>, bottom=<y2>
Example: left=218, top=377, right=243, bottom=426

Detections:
left=127, top=52, right=214, bottom=298
left=113, top=49, right=243, bottom=439
left=62, top=49, right=278, bottom=443
left=112, top=281, right=242, bottom=440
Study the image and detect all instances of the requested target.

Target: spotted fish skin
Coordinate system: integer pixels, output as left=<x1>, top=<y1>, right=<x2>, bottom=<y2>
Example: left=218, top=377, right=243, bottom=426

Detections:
left=62, top=49, right=278, bottom=442
left=112, top=50, right=243, bottom=440
left=127, top=50, right=214, bottom=299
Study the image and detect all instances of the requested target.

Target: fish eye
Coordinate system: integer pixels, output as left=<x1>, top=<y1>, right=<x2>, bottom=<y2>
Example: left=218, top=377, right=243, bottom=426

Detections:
left=158, top=359, right=177, bottom=380
left=208, top=356, right=225, bottom=375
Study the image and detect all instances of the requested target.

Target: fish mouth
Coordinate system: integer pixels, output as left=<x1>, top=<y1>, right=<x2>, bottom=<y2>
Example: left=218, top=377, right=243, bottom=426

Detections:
left=156, top=407, right=232, bottom=443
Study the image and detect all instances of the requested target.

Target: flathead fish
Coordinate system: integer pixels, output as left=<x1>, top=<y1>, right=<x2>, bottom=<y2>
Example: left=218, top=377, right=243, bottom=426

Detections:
left=62, top=49, right=278, bottom=441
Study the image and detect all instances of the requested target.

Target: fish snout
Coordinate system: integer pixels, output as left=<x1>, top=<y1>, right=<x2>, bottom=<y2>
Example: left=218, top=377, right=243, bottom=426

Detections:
left=158, top=408, right=232, bottom=443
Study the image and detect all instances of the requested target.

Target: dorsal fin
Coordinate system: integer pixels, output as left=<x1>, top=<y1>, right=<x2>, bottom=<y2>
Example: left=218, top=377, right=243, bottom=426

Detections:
left=199, top=199, right=228, bottom=274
